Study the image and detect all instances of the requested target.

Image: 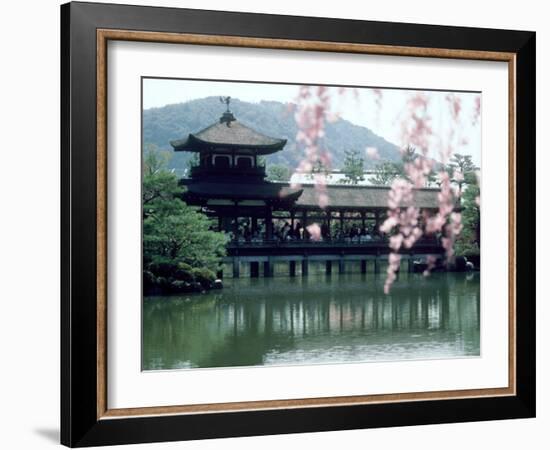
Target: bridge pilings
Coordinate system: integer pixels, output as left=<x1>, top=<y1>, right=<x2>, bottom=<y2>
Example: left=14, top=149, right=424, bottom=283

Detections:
left=301, top=258, right=309, bottom=277
left=220, top=252, right=437, bottom=279
left=289, top=260, right=296, bottom=277
left=338, top=257, right=345, bottom=274
left=232, top=258, right=240, bottom=278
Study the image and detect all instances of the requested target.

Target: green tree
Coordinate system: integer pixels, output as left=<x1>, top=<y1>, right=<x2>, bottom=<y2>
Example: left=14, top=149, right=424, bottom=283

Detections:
left=185, top=153, right=200, bottom=176
left=401, top=145, right=418, bottom=165
left=143, top=143, right=171, bottom=175
left=143, top=147, right=181, bottom=205
left=341, top=149, right=365, bottom=184
left=368, top=147, right=420, bottom=186
left=266, top=164, right=291, bottom=182
left=454, top=184, right=480, bottom=256
left=143, top=148, right=227, bottom=273
left=447, top=153, right=478, bottom=204
left=369, top=161, right=400, bottom=185
left=311, top=159, right=330, bottom=175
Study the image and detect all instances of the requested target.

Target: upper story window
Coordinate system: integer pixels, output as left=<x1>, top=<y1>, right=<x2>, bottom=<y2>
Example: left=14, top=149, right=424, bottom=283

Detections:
left=235, top=155, right=254, bottom=169
left=212, top=154, right=231, bottom=168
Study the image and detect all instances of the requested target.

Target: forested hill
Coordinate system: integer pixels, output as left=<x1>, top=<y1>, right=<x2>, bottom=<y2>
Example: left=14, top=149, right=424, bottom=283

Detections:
left=142, top=96, right=401, bottom=173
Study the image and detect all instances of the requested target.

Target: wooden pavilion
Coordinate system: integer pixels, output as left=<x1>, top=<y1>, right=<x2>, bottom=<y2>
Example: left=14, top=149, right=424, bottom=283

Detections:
left=171, top=103, right=444, bottom=277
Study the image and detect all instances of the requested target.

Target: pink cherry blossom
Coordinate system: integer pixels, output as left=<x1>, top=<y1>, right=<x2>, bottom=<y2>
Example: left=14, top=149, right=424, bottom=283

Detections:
left=384, top=253, right=401, bottom=294
left=472, top=95, right=481, bottom=125
left=423, top=255, right=437, bottom=277
left=446, top=93, right=462, bottom=121
left=290, top=86, right=478, bottom=294
left=366, top=147, right=380, bottom=160
left=293, top=85, right=332, bottom=208
left=453, top=170, right=464, bottom=182
left=306, top=223, right=322, bottom=241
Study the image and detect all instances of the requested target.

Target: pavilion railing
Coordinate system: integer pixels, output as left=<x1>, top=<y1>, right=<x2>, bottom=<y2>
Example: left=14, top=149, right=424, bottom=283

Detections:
left=227, top=236, right=441, bottom=249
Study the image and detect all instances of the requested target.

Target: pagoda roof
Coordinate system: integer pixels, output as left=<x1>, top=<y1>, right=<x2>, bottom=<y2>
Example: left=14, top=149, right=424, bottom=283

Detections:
left=171, top=119, right=287, bottom=155
left=181, top=180, right=302, bottom=204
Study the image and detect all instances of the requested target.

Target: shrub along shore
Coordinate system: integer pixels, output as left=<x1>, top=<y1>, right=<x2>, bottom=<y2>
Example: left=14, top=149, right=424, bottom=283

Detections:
left=144, top=262, right=222, bottom=295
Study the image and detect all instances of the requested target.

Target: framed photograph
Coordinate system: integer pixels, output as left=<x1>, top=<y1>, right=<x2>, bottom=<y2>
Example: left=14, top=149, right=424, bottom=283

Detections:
left=61, top=1, right=535, bottom=447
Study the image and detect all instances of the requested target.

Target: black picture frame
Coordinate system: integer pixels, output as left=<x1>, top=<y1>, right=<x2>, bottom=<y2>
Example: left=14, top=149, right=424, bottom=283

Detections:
left=61, top=1, right=536, bottom=447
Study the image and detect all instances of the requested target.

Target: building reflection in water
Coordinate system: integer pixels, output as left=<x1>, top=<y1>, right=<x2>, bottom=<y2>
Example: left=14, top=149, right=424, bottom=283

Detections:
left=143, top=272, right=480, bottom=370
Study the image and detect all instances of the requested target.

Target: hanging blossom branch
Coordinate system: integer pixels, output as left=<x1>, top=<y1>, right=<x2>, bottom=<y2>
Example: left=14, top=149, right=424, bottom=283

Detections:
left=291, top=85, right=334, bottom=209
left=425, top=93, right=466, bottom=262
left=380, top=92, right=474, bottom=293
left=290, top=87, right=478, bottom=291
left=472, top=95, right=481, bottom=126
left=424, top=170, right=462, bottom=262
left=379, top=179, right=422, bottom=293
left=472, top=97, right=482, bottom=208
left=292, top=85, right=368, bottom=210
left=380, top=93, right=435, bottom=293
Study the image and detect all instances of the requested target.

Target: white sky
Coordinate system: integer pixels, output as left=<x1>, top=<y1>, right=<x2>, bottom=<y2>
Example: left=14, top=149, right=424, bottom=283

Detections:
left=143, top=78, right=481, bottom=166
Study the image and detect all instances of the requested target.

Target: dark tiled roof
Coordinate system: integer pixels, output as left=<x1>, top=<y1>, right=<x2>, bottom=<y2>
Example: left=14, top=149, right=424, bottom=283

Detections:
left=182, top=179, right=440, bottom=210
left=182, top=180, right=302, bottom=203
left=295, top=184, right=440, bottom=209
left=171, top=120, right=287, bottom=154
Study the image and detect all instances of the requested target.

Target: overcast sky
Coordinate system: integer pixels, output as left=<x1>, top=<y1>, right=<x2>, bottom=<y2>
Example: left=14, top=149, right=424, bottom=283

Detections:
left=143, top=78, right=481, bottom=166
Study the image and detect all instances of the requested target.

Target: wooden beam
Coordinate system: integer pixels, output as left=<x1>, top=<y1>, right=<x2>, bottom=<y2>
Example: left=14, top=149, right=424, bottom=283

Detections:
left=265, top=206, right=273, bottom=240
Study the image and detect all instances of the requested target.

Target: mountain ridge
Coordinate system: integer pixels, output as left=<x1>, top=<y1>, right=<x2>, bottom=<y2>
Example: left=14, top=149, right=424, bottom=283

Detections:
left=142, top=96, right=402, bottom=174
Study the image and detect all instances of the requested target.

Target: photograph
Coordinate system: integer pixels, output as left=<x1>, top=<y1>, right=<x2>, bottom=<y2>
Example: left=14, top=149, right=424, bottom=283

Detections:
left=141, top=78, right=482, bottom=371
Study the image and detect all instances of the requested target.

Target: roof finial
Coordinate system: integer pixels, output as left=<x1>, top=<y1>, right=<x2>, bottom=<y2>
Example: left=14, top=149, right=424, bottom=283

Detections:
left=219, top=96, right=236, bottom=126
left=219, top=96, right=231, bottom=112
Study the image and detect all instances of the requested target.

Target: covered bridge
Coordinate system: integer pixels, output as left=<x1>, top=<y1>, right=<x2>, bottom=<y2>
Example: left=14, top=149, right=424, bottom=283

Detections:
left=171, top=103, right=444, bottom=277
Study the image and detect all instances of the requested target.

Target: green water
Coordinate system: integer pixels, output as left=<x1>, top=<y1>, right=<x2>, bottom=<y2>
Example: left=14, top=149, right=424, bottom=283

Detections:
left=142, top=272, right=480, bottom=370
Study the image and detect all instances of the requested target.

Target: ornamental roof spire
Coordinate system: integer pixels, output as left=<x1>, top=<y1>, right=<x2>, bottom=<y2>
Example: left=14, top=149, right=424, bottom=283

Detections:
left=219, top=96, right=236, bottom=126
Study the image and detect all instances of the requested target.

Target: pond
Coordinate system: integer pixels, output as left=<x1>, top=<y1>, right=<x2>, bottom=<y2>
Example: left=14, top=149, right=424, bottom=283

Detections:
left=142, top=272, right=480, bottom=370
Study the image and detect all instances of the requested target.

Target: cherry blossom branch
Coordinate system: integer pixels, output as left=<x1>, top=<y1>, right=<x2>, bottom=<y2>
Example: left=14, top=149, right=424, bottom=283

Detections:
left=292, top=85, right=332, bottom=209
left=290, top=87, right=478, bottom=293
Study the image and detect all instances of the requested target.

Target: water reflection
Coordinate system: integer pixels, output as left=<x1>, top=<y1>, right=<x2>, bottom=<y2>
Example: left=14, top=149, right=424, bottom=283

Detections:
left=143, top=272, right=480, bottom=370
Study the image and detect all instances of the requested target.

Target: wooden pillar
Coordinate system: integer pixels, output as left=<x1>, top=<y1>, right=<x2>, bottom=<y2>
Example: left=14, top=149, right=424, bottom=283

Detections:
left=339, top=210, right=344, bottom=233
left=408, top=254, right=414, bottom=273
left=361, top=259, right=367, bottom=274
left=264, top=259, right=273, bottom=277
left=265, top=206, right=273, bottom=241
left=250, top=261, right=259, bottom=278
left=218, top=216, right=223, bottom=232
left=338, top=257, right=345, bottom=274
left=395, top=260, right=400, bottom=281
left=374, top=255, right=380, bottom=274
left=289, top=260, right=296, bottom=277
left=232, top=257, right=240, bottom=278
left=361, top=211, right=366, bottom=229
left=290, top=210, right=295, bottom=229
left=251, top=217, right=258, bottom=235
left=302, top=210, right=308, bottom=228
left=374, top=210, right=380, bottom=234
left=302, top=257, right=309, bottom=276
left=232, top=203, right=239, bottom=240
left=221, top=216, right=232, bottom=233
left=326, top=210, right=331, bottom=238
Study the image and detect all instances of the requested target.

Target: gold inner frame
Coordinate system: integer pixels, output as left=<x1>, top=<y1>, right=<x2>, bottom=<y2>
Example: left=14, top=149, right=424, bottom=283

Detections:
left=96, top=29, right=517, bottom=420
